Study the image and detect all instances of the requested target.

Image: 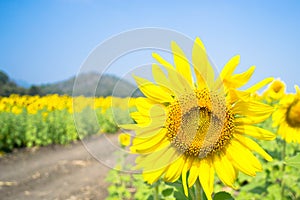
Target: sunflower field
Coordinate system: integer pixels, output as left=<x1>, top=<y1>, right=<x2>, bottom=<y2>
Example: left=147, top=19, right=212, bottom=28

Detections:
left=1, top=37, right=300, bottom=200
left=0, top=94, right=135, bottom=151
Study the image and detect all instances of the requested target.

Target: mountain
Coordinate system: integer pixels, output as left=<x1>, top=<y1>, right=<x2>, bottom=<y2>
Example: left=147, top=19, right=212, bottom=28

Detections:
left=40, top=72, right=141, bottom=97
left=0, top=70, right=27, bottom=96
left=14, top=79, right=31, bottom=88
left=0, top=70, right=141, bottom=97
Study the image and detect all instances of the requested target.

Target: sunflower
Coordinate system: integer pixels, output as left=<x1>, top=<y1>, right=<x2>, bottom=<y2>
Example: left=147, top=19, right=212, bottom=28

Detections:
left=273, top=85, right=300, bottom=143
left=122, top=38, right=275, bottom=199
left=262, top=79, right=286, bottom=102
left=118, top=133, right=131, bottom=147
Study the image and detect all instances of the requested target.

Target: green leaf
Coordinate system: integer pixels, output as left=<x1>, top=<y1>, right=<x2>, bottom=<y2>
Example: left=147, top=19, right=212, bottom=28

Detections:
left=162, top=188, right=174, bottom=197
left=213, top=191, right=234, bottom=200
left=166, top=182, right=184, bottom=194
left=285, top=153, right=300, bottom=168
left=174, top=191, right=189, bottom=200
left=266, top=183, right=281, bottom=199
left=146, top=195, right=154, bottom=200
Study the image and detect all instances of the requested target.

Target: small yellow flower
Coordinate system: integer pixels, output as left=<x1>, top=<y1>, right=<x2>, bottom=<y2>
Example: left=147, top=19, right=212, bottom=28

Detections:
left=42, top=112, right=49, bottom=120
left=262, top=79, right=286, bottom=102
left=122, top=37, right=275, bottom=199
left=118, top=133, right=131, bottom=147
left=273, top=85, right=300, bottom=143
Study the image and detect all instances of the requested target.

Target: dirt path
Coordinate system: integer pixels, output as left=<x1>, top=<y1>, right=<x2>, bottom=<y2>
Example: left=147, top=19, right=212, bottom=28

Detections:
left=0, top=134, right=120, bottom=200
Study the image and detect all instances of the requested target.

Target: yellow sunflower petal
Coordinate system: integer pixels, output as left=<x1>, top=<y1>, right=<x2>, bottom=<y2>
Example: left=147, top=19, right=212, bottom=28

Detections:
left=171, top=41, right=193, bottom=87
left=182, top=160, right=189, bottom=197
left=152, top=64, right=174, bottom=95
left=143, top=167, right=166, bottom=184
left=198, top=157, right=214, bottom=200
left=213, top=153, right=237, bottom=188
left=278, top=123, right=288, bottom=141
left=152, top=52, right=174, bottom=69
left=220, top=55, right=240, bottom=79
left=130, top=111, right=150, bottom=124
left=148, top=147, right=178, bottom=171
left=188, top=158, right=200, bottom=187
left=234, top=134, right=272, bottom=161
left=192, top=37, right=214, bottom=88
left=136, top=145, right=177, bottom=171
left=235, top=125, right=276, bottom=140
left=160, top=64, right=194, bottom=95
left=227, top=89, right=251, bottom=103
left=246, top=77, right=274, bottom=93
left=132, top=139, right=169, bottom=154
left=272, top=109, right=286, bottom=127
left=119, top=123, right=140, bottom=130
left=295, top=85, right=300, bottom=96
left=132, top=128, right=166, bottom=146
left=180, top=156, right=194, bottom=197
left=135, top=125, right=163, bottom=139
left=134, top=75, right=173, bottom=103
left=132, top=105, right=165, bottom=129
left=228, top=66, right=255, bottom=88
left=164, top=154, right=186, bottom=182
left=234, top=117, right=267, bottom=126
left=226, top=139, right=262, bottom=176
left=233, top=100, right=274, bottom=122
left=135, top=97, right=157, bottom=113
left=214, top=55, right=240, bottom=91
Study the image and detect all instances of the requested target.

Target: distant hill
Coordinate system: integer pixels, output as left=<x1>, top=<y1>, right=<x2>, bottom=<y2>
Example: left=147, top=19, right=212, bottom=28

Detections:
left=0, top=70, right=141, bottom=97
left=0, top=70, right=27, bottom=96
left=40, top=72, right=142, bottom=97
left=13, top=79, right=31, bottom=89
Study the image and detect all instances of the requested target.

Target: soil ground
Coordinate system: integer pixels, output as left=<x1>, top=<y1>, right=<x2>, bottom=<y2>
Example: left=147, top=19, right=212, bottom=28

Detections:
left=0, top=134, right=120, bottom=200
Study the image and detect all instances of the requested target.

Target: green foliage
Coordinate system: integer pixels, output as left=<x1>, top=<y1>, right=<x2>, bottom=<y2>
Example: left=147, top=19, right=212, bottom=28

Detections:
left=27, top=85, right=44, bottom=96
left=285, top=153, right=300, bottom=168
left=98, top=107, right=134, bottom=133
left=106, top=171, right=236, bottom=200
left=234, top=117, right=300, bottom=200
left=0, top=106, right=133, bottom=151
left=0, top=70, right=27, bottom=96
left=0, top=70, right=9, bottom=85
left=213, top=192, right=234, bottom=200
left=106, top=171, right=179, bottom=200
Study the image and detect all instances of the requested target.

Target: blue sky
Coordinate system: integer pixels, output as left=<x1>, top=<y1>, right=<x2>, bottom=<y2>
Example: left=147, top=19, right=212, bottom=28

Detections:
left=0, top=0, right=300, bottom=92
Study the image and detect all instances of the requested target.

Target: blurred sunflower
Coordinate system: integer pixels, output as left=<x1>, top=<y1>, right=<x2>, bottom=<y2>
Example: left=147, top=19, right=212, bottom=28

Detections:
left=262, top=79, right=286, bottom=102
left=118, top=133, right=131, bottom=147
left=122, top=38, right=275, bottom=199
left=273, top=85, right=300, bottom=143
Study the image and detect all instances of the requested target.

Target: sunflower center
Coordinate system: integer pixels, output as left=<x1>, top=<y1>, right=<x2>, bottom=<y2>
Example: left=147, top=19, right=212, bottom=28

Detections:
left=165, top=89, right=235, bottom=158
left=286, top=100, right=300, bottom=127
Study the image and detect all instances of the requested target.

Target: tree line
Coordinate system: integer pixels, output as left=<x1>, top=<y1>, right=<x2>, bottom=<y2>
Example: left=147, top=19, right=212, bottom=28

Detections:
left=0, top=70, right=142, bottom=97
left=0, top=70, right=44, bottom=96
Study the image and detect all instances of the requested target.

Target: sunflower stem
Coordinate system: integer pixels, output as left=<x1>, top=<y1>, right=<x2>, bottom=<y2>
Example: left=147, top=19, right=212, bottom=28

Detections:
left=195, top=179, right=206, bottom=200
left=154, top=184, right=159, bottom=200
left=280, top=139, right=286, bottom=200
left=189, top=187, right=196, bottom=200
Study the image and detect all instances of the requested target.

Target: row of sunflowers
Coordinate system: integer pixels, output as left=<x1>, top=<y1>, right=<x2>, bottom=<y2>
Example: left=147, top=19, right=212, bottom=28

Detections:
left=0, top=94, right=135, bottom=151
left=107, top=38, right=300, bottom=200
